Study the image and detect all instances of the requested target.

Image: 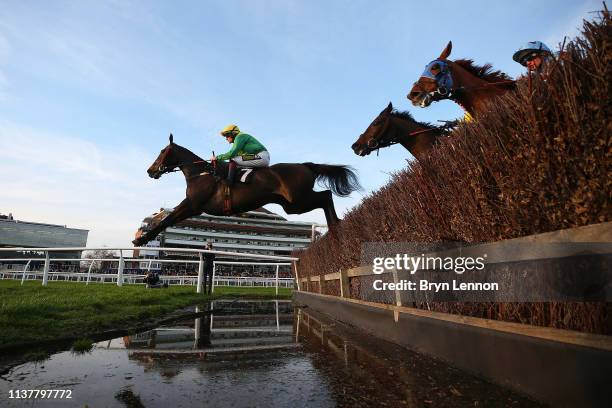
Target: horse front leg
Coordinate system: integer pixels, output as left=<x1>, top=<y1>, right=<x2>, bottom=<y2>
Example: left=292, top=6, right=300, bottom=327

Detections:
left=133, top=198, right=196, bottom=246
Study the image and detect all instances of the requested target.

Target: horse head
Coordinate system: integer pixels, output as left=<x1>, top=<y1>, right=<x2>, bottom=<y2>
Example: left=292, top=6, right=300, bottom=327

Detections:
left=147, top=134, right=180, bottom=179
left=408, top=41, right=454, bottom=108
left=351, top=102, right=394, bottom=156
left=408, top=41, right=515, bottom=114
left=147, top=134, right=213, bottom=179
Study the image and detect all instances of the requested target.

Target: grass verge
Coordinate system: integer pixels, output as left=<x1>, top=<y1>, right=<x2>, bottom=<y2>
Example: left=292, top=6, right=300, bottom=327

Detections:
left=0, top=280, right=292, bottom=349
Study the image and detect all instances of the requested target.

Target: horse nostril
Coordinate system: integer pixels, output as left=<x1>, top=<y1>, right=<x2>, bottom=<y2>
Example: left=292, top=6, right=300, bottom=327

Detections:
left=408, top=91, right=419, bottom=100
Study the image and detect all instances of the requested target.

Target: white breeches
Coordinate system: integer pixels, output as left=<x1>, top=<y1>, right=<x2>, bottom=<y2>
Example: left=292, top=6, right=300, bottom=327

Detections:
left=232, top=150, right=270, bottom=167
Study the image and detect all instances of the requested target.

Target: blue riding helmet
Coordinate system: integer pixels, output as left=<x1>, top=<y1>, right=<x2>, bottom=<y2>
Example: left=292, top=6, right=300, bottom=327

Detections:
left=420, top=60, right=453, bottom=94
left=513, top=41, right=552, bottom=66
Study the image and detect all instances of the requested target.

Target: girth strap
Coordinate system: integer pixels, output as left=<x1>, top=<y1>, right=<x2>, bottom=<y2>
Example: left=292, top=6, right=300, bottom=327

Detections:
left=223, top=184, right=232, bottom=215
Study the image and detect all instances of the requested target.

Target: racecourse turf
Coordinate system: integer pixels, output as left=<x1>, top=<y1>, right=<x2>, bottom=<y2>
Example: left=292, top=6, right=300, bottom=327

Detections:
left=0, top=280, right=291, bottom=349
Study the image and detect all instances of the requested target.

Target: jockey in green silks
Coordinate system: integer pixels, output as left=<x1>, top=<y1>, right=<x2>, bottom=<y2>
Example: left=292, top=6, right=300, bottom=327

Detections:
left=212, top=124, right=270, bottom=185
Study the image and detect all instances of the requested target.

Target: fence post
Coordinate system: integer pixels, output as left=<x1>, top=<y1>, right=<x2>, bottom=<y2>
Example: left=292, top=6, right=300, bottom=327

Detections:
left=117, top=250, right=124, bottom=287
left=211, top=262, right=216, bottom=293
left=194, top=305, right=201, bottom=348
left=293, top=261, right=301, bottom=291
left=197, top=253, right=204, bottom=294
left=86, top=259, right=96, bottom=286
left=392, top=268, right=402, bottom=307
left=275, top=264, right=279, bottom=295
left=20, top=259, right=32, bottom=286
left=340, top=269, right=350, bottom=298
left=275, top=299, right=280, bottom=331
left=42, top=251, right=50, bottom=286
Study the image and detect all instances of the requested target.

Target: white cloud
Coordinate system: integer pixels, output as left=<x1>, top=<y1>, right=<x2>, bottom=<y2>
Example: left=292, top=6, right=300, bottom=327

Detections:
left=0, top=121, right=185, bottom=247
left=0, top=122, right=115, bottom=180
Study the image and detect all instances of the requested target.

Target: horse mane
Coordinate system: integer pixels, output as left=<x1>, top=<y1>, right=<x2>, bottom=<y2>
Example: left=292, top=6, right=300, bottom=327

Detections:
left=390, top=109, right=436, bottom=129
left=454, top=59, right=512, bottom=83
left=174, top=143, right=205, bottom=162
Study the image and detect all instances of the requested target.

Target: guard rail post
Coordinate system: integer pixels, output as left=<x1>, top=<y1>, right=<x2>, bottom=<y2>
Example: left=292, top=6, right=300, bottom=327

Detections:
left=197, top=253, right=204, bottom=294
left=86, top=259, right=96, bottom=285
left=117, top=250, right=124, bottom=287
left=20, top=259, right=32, bottom=286
left=275, top=264, right=279, bottom=295
left=42, top=251, right=50, bottom=286
left=211, top=262, right=217, bottom=293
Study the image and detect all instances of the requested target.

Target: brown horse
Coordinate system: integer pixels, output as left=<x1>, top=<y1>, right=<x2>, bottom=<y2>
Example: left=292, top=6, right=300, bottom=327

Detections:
left=351, top=102, right=445, bottom=159
left=132, top=134, right=361, bottom=246
left=407, top=41, right=515, bottom=116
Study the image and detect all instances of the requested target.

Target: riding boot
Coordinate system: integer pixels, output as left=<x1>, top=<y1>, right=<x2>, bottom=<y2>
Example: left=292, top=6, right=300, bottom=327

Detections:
left=226, top=161, right=237, bottom=186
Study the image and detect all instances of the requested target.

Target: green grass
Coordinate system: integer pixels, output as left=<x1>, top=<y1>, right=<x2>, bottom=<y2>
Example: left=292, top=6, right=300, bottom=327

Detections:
left=71, top=338, right=94, bottom=354
left=0, top=280, right=292, bottom=349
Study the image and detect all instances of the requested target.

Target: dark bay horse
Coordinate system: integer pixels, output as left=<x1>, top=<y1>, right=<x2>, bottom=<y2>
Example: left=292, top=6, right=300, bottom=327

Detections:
left=407, top=41, right=515, bottom=116
left=133, top=134, right=361, bottom=246
left=351, top=102, right=445, bottom=160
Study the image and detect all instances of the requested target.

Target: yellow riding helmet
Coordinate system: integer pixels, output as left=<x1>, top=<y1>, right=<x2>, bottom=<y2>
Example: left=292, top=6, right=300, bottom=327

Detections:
left=220, top=124, right=240, bottom=137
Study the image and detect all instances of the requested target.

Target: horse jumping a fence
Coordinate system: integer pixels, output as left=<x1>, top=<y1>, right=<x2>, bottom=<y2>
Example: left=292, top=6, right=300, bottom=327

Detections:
left=407, top=41, right=516, bottom=116
left=133, top=135, right=361, bottom=246
left=352, top=102, right=446, bottom=159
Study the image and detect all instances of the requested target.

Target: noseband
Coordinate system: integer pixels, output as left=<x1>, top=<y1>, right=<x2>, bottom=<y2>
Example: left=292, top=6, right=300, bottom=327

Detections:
left=365, top=114, right=397, bottom=150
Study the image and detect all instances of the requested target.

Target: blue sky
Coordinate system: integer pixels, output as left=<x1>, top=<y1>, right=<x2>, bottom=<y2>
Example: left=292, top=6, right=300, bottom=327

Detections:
left=0, top=0, right=600, bottom=247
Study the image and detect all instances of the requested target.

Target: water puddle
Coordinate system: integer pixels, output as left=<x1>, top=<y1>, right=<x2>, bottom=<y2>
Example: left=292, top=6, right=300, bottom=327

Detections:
left=0, top=299, right=541, bottom=407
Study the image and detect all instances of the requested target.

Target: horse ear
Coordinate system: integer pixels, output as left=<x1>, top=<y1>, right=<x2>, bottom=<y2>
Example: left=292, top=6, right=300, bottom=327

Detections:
left=380, top=102, right=393, bottom=116
left=169, top=133, right=174, bottom=144
left=439, top=41, right=452, bottom=60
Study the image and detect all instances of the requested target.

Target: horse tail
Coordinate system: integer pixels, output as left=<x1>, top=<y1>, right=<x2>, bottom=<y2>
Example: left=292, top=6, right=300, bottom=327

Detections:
left=303, top=163, right=362, bottom=196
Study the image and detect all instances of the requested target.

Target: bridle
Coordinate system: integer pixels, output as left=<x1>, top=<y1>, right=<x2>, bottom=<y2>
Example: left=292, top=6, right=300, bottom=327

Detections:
left=155, top=155, right=215, bottom=177
left=365, top=114, right=394, bottom=150
left=414, top=59, right=516, bottom=107
left=364, top=114, right=450, bottom=154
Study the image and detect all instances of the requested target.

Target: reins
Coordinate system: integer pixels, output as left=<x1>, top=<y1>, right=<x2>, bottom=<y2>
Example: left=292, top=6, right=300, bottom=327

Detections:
left=372, top=122, right=452, bottom=151
left=436, top=79, right=516, bottom=100
left=162, top=159, right=213, bottom=175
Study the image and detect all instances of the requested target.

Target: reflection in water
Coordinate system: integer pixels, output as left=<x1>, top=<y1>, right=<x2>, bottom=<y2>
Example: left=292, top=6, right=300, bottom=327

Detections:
left=0, top=300, right=541, bottom=408
left=119, top=300, right=294, bottom=353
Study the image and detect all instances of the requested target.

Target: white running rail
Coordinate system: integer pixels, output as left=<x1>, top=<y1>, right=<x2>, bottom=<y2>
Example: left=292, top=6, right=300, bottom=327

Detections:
left=0, top=246, right=298, bottom=294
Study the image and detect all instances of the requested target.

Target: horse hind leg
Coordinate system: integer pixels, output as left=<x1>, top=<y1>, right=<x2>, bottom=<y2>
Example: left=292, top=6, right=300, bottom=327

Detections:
left=319, top=190, right=340, bottom=226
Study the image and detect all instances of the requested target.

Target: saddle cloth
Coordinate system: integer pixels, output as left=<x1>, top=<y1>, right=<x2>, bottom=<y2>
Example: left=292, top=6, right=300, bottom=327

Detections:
left=237, top=168, right=255, bottom=183
left=213, top=164, right=257, bottom=184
